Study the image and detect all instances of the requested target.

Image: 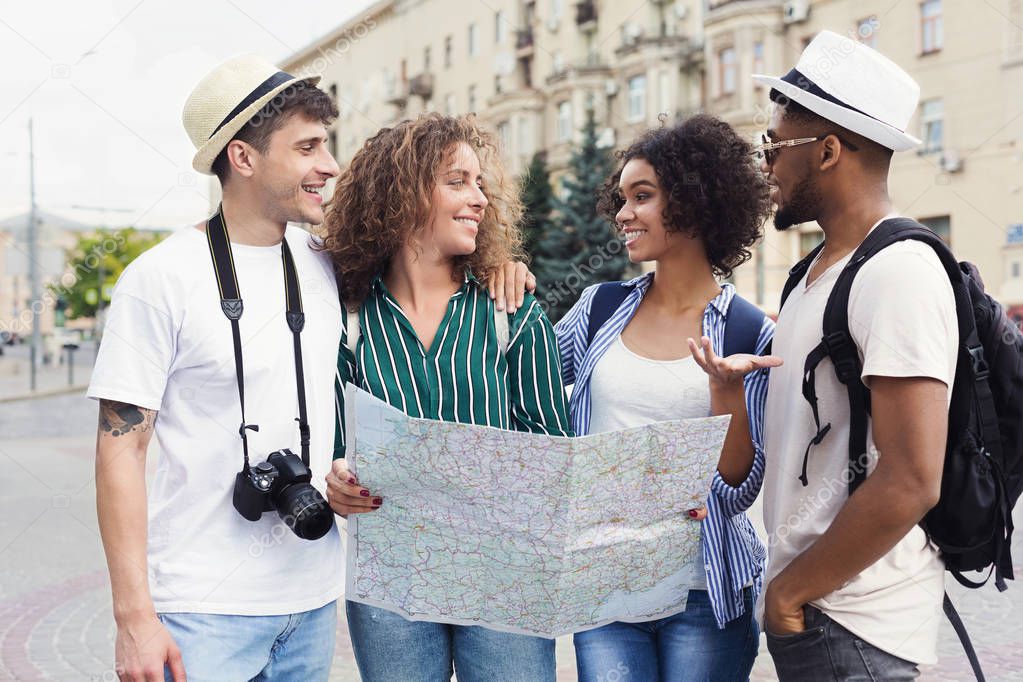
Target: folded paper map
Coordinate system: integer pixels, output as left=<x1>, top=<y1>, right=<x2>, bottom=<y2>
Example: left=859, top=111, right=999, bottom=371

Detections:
left=344, top=386, right=729, bottom=638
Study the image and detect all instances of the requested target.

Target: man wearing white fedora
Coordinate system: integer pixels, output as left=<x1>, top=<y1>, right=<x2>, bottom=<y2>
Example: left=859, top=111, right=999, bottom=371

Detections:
left=752, top=31, right=956, bottom=680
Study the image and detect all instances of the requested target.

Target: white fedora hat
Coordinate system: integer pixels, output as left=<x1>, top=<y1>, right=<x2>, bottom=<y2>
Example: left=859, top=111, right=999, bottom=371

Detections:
left=753, top=30, right=921, bottom=151
left=183, top=55, right=321, bottom=175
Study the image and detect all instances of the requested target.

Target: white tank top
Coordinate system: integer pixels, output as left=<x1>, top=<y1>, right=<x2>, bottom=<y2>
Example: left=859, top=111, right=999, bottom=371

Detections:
left=589, top=336, right=712, bottom=433
left=588, top=334, right=712, bottom=593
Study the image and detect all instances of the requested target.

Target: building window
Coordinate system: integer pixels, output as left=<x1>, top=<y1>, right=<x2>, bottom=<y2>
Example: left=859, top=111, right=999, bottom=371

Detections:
left=552, top=50, right=564, bottom=74
left=799, top=230, right=824, bottom=257
left=856, top=16, right=879, bottom=48
left=658, top=69, right=671, bottom=116
left=557, top=100, right=572, bottom=142
left=497, top=120, right=511, bottom=151
left=495, top=10, right=506, bottom=43
left=445, top=93, right=456, bottom=115
left=328, top=130, right=337, bottom=158
left=468, top=85, right=477, bottom=113
left=424, top=46, right=432, bottom=71
left=920, top=98, right=944, bottom=153
left=518, top=116, right=533, bottom=156
left=753, top=40, right=765, bottom=76
left=921, top=0, right=943, bottom=54
left=468, top=23, right=478, bottom=57
left=444, top=35, right=453, bottom=68
left=627, top=74, right=646, bottom=122
left=919, top=215, right=951, bottom=243
left=1013, top=262, right=1021, bottom=279
left=718, top=47, right=737, bottom=96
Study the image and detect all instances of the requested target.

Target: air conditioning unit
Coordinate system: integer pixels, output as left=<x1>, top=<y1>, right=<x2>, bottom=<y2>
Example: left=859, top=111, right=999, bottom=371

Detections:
left=940, top=149, right=964, bottom=173
left=674, top=3, right=689, bottom=20
left=546, top=16, right=560, bottom=32
left=622, top=23, right=644, bottom=45
left=783, top=0, right=810, bottom=24
left=605, top=79, right=619, bottom=96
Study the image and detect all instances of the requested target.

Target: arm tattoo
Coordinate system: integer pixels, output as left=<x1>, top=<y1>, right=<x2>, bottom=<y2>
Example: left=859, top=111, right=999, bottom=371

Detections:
left=99, top=400, right=157, bottom=437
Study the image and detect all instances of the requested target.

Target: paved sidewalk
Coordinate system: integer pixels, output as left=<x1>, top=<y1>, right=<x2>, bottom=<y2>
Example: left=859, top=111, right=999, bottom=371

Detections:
left=0, top=343, right=94, bottom=402
left=1, top=391, right=1022, bottom=680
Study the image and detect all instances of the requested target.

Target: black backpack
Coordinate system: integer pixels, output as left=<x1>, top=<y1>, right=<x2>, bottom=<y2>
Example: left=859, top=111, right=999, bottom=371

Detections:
left=780, top=217, right=1023, bottom=681
left=586, top=280, right=766, bottom=356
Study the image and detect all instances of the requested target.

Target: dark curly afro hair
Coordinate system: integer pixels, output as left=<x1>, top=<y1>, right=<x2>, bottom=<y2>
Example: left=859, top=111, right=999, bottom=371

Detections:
left=597, top=114, right=771, bottom=279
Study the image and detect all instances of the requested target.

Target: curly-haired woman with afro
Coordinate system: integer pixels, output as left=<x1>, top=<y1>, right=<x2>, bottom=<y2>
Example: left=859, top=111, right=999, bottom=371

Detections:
left=555, top=114, right=781, bottom=680
left=320, top=113, right=572, bottom=681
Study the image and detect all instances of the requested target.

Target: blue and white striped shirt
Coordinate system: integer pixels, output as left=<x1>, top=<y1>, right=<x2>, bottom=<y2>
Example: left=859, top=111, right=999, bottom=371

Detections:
left=554, top=272, right=772, bottom=628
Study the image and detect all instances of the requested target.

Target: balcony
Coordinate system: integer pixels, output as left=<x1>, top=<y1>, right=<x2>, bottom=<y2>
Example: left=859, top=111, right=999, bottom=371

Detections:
left=575, top=1, right=597, bottom=31
left=409, top=73, right=434, bottom=99
left=516, top=28, right=535, bottom=58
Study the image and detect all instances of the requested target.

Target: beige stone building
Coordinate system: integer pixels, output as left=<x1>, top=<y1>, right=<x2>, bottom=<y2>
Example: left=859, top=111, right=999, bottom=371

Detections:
left=282, top=0, right=1023, bottom=314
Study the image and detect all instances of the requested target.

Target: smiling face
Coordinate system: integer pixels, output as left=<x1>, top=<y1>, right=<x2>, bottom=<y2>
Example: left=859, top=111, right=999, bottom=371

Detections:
left=763, top=107, right=824, bottom=231
left=253, top=113, right=341, bottom=226
left=615, top=158, right=686, bottom=263
left=418, top=141, right=489, bottom=259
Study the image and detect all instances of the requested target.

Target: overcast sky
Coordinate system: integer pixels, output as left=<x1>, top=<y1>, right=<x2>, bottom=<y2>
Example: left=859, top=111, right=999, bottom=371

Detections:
left=0, top=0, right=377, bottom=229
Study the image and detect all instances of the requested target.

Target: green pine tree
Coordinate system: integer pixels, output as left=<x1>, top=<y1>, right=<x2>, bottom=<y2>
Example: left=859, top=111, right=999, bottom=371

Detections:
left=519, top=152, right=553, bottom=259
left=533, top=107, right=630, bottom=322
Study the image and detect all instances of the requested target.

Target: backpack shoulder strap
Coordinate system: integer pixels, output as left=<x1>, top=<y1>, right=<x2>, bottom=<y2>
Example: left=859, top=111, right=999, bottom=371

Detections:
left=586, top=282, right=632, bottom=347
left=801, top=218, right=972, bottom=492
left=723, top=293, right=766, bottom=357
left=494, top=309, right=510, bottom=354
left=780, top=241, right=824, bottom=312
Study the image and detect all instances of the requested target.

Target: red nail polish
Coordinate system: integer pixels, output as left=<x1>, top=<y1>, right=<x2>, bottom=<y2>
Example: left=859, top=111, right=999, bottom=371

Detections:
left=688, top=510, right=699, bottom=518
left=372, top=497, right=383, bottom=505
left=360, top=490, right=370, bottom=497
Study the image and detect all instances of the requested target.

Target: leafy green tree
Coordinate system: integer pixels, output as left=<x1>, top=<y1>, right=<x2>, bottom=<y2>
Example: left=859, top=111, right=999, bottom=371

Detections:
left=532, top=107, right=630, bottom=322
left=519, top=152, right=553, bottom=259
left=50, top=228, right=164, bottom=319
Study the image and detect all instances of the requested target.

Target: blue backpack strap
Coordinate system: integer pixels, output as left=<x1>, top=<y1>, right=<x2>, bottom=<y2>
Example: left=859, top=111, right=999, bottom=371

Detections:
left=586, top=282, right=632, bottom=347
left=723, top=294, right=766, bottom=357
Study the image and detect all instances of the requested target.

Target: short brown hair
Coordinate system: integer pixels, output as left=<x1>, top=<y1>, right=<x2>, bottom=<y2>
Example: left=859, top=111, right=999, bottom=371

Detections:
left=211, top=80, right=339, bottom=183
left=319, top=113, right=523, bottom=305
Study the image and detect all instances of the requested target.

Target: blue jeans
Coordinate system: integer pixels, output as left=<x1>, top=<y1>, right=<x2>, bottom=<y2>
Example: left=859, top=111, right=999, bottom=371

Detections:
left=574, top=589, right=758, bottom=682
left=346, top=600, right=555, bottom=681
left=157, top=600, right=337, bottom=681
left=766, top=604, right=919, bottom=681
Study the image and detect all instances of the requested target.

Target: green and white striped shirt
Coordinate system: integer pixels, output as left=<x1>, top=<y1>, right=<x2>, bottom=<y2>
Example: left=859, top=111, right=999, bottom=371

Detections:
left=334, top=271, right=572, bottom=456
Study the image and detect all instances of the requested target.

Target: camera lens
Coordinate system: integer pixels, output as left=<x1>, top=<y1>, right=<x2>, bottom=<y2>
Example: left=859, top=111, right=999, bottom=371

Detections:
left=275, top=484, right=334, bottom=540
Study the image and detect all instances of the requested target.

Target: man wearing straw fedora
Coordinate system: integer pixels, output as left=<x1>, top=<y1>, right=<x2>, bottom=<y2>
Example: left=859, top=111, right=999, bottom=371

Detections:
left=89, top=55, right=348, bottom=681
left=752, top=31, right=956, bottom=680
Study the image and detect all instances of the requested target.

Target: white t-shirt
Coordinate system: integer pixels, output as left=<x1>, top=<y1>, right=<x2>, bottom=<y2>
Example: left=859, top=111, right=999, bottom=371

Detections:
left=762, top=231, right=958, bottom=664
left=87, top=224, right=345, bottom=616
left=589, top=335, right=710, bottom=591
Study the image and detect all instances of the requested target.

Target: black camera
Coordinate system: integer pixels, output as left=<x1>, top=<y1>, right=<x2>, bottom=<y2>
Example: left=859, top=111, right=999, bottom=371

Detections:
left=233, top=449, right=334, bottom=540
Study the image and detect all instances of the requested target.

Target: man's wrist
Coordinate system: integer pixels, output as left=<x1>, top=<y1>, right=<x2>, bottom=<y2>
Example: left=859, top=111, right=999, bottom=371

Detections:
left=114, top=602, right=158, bottom=626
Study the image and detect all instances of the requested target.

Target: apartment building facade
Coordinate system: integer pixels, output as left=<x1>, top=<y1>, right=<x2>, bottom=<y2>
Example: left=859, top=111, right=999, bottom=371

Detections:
left=282, top=0, right=1023, bottom=313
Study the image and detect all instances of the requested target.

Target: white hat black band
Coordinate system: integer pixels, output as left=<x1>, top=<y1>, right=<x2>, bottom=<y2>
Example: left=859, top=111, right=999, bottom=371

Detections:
left=779, top=68, right=901, bottom=131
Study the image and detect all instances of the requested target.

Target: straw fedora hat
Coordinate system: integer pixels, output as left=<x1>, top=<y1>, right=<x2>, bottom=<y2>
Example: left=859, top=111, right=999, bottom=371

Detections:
left=183, top=55, right=320, bottom=175
left=753, top=31, right=921, bottom=151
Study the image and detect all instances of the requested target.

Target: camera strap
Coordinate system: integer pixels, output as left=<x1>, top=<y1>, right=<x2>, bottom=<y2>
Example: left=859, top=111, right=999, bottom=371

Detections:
left=205, top=207, right=312, bottom=472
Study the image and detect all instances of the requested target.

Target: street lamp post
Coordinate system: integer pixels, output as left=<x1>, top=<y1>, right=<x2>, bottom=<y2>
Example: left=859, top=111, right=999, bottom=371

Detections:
left=27, top=118, right=40, bottom=392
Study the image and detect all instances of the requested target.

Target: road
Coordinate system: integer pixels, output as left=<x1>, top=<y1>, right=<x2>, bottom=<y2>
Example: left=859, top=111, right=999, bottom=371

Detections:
left=1, top=391, right=1020, bottom=680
